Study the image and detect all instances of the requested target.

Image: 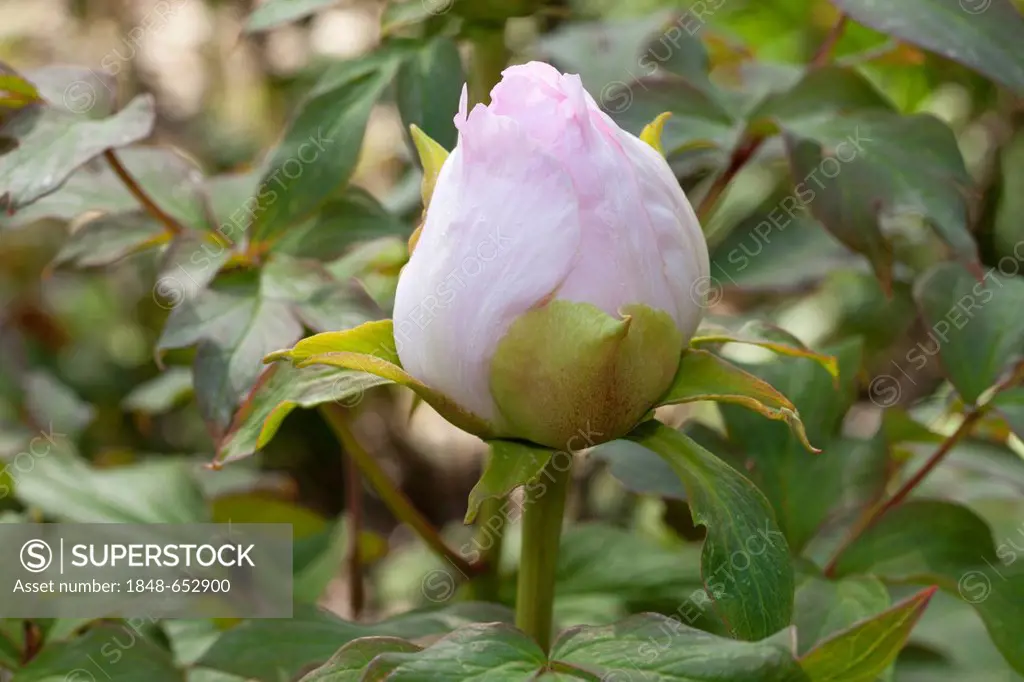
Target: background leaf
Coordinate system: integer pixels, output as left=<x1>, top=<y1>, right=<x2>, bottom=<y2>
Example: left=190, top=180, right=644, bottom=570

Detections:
left=628, top=421, right=795, bottom=641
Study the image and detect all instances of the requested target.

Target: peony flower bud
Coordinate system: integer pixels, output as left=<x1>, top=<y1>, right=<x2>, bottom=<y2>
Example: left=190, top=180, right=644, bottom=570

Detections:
left=393, top=61, right=710, bottom=449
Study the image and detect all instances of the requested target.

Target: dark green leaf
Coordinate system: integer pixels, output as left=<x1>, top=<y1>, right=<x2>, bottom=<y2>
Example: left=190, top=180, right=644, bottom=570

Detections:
left=2, top=146, right=210, bottom=231
left=992, top=387, right=1024, bottom=440
left=50, top=211, right=165, bottom=268
left=709, top=199, right=853, bottom=292
left=0, top=94, right=155, bottom=210
left=589, top=438, right=687, bottom=500
left=13, top=448, right=207, bottom=523
left=799, top=587, right=937, bottom=682
left=396, top=37, right=463, bottom=152
left=783, top=112, right=976, bottom=289
left=196, top=602, right=513, bottom=681
left=751, top=66, right=895, bottom=126
left=23, top=370, right=95, bottom=438
left=717, top=338, right=863, bottom=551
left=158, top=270, right=303, bottom=436
left=551, top=614, right=806, bottom=681
left=830, top=0, right=1024, bottom=93
left=158, top=253, right=378, bottom=438
left=628, top=421, right=794, bottom=640
left=271, top=187, right=408, bottom=262
left=249, top=52, right=401, bottom=242
left=298, top=637, right=421, bottom=682
left=465, top=439, right=553, bottom=523
left=994, top=129, right=1024, bottom=259
left=833, top=500, right=1024, bottom=673
left=793, top=575, right=891, bottom=655
left=121, top=366, right=194, bottom=414
left=245, top=0, right=339, bottom=32
left=554, top=524, right=704, bottom=606
left=12, top=623, right=182, bottom=682
left=914, top=262, right=1024, bottom=404
left=363, top=623, right=545, bottom=680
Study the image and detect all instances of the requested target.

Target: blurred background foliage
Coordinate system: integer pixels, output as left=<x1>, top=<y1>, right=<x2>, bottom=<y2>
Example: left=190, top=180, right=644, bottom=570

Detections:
left=1, top=0, right=1024, bottom=680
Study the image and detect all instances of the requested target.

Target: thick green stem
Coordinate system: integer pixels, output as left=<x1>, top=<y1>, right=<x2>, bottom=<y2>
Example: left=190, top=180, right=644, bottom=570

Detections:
left=320, top=405, right=476, bottom=577
left=464, top=495, right=505, bottom=602
left=466, top=27, right=508, bottom=106
left=515, top=457, right=572, bottom=653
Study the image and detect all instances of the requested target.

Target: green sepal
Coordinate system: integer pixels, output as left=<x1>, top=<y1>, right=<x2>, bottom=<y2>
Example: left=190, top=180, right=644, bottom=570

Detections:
left=691, top=322, right=839, bottom=382
left=489, top=301, right=683, bottom=449
left=409, top=124, right=449, bottom=211
left=657, top=349, right=819, bottom=453
left=265, top=320, right=496, bottom=440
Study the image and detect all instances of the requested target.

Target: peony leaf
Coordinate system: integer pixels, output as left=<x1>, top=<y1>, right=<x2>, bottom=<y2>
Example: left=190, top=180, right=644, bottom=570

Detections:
left=799, top=586, right=937, bottom=682
left=657, top=349, right=819, bottom=453
left=627, top=421, right=795, bottom=641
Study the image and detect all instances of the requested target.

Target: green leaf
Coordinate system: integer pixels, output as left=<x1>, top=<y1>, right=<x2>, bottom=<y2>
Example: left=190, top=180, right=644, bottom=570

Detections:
left=121, top=366, right=194, bottom=415
left=553, top=524, right=705, bottom=608
left=914, top=262, right=1024, bottom=405
left=627, top=421, right=794, bottom=641
left=12, top=623, right=182, bottom=682
left=396, top=37, right=464, bottom=152
left=270, top=187, right=408, bottom=261
left=50, top=211, right=166, bottom=269
left=793, top=575, right=891, bottom=655
left=298, top=637, right=422, bottom=681
left=249, top=51, right=401, bottom=242
left=799, top=586, right=937, bottom=682
left=465, top=439, right=553, bottom=523
left=717, top=338, right=864, bottom=551
left=589, top=438, right=687, bottom=500
left=23, top=370, right=95, bottom=438
left=215, top=362, right=390, bottom=465
left=750, top=65, right=895, bottom=126
left=994, top=129, right=1024, bottom=259
left=245, top=0, right=339, bottom=32
left=708, top=198, right=853, bottom=292
left=363, top=623, right=545, bottom=679
left=0, top=94, right=155, bottom=210
left=782, top=112, right=976, bottom=290
left=830, top=0, right=1024, bottom=94
left=13, top=448, right=207, bottom=523
left=158, top=270, right=304, bottom=437
left=657, top=349, right=817, bottom=453
left=1, top=145, right=209, bottom=231
left=196, top=602, right=513, bottom=681
left=832, top=500, right=1024, bottom=673
left=551, top=614, right=806, bottom=681
left=991, top=387, right=1024, bottom=440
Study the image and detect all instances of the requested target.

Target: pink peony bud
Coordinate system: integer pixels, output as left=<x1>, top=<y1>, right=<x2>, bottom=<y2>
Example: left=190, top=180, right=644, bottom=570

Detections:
left=393, top=61, right=710, bottom=448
